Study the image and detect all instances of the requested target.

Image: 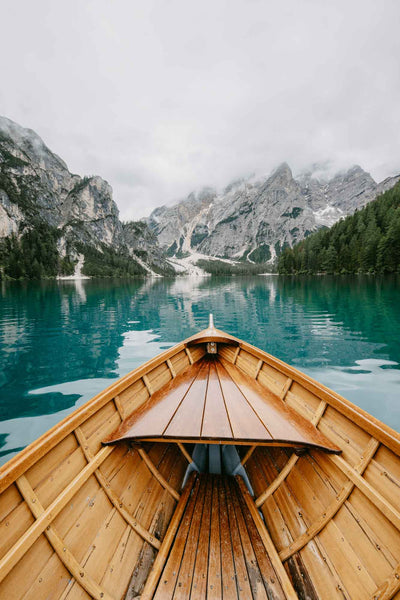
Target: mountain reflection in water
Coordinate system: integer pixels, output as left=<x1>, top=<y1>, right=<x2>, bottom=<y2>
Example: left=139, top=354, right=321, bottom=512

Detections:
left=0, top=274, right=399, bottom=464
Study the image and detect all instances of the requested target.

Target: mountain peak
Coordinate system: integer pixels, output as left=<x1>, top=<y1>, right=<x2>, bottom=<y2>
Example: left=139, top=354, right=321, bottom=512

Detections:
left=273, top=162, right=292, bottom=178
left=0, top=115, right=68, bottom=172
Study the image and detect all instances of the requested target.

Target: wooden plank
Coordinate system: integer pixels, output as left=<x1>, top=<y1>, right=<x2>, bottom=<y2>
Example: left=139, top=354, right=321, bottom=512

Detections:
left=234, top=477, right=287, bottom=599
left=334, top=502, right=393, bottom=586
left=236, top=350, right=260, bottom=377
left=16, top=475, right=115, bottom=600
left=173, top=476, right=207, bottom=599
left=80, top=402, right=118, bottom=440
left=21, top=551, right=71, bottom=600
left=59, top=485, right=111, bottom=564
left=106, top=361, right=202, bottom=442
left=75, top=427, right=160, bottom=549
left=222, top=358, right=339, bottom=452
left=101, top=526, right=141, bottom=599
left=25, top=434, right=78, bottom=490
left=285, top=554, right=319, bottom=600
left=164, top=361, right=210, bottom=439
left=141, top=473, right=198, bottom=600
left=279, top=438, right=380, bottom=560
left=0, top=535, right=53, bottom=600
left=207, top=477, right=222, bottom=600
left=170, top=350, right=190, bottom=373
left=286, top=382, right=321, bottom=419
left=147, top=365, right=172, bottom=395
left=0, top=483, right=22, bottom=524
left=0, top=499, right=34, bottom=558
left=110, top=445, right=162, bottom=502
left=133, top=447, right=181, bottom=529
left=218, top=475, right=239, bottom=598
left=34, top=447, right=88, bottom=508
left=215, top=360, right=270, bottom=441
left=364, top=449, right=400, bottom=507
left=82, top=508, right=127, bottom=593
left=277, top=453, right=378, bottom=597
left=236, top=476, right=298, bottom=599
left=201, top=361, right=233, bottom=439
left=330, top=453, right=400, bottom=531
left=138, top=448, right=180, bottom=501
left=229, top=478, right=269, bottom=600
left=223, top=476, right=253, bottom=599
left=191, top=476, right=213, bottom=600
left=318, top=521, right=376, bottom=598
left=52, top=475, right=101, bottom=542
left=346, top=489, right=400, bottom=566
left=0, top=445, right=112, bottom=584
left=118, top=380, right=149, bottom=419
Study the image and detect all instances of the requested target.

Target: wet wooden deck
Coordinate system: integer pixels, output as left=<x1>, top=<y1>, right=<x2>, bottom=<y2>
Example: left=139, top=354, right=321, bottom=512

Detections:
left=153, top=474, right=288, bottom=599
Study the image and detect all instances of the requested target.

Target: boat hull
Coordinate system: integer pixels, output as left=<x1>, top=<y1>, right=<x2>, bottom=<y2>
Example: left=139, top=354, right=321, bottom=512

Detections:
left=1, top=329, right=400, bottom=599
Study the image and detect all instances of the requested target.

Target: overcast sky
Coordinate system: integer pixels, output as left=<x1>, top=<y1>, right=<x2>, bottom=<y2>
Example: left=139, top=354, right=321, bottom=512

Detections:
left=1, top=0, right=400, bottom=219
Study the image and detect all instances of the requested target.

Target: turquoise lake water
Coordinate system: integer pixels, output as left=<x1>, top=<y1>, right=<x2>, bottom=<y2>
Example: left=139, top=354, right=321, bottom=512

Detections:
left=0, top=275, right=399, bottom=466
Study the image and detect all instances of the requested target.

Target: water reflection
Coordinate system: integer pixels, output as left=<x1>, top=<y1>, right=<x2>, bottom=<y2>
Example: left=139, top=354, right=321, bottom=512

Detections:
left=0, top=275, right=399, bottom=464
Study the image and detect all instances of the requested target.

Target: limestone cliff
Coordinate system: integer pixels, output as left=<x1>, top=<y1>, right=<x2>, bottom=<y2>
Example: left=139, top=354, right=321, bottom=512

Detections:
left=0, top=116, right=173, bottom=276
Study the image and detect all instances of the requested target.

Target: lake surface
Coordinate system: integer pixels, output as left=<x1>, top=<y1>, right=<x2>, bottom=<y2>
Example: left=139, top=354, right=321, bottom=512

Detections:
left=0, top=275, right=399, bottom=465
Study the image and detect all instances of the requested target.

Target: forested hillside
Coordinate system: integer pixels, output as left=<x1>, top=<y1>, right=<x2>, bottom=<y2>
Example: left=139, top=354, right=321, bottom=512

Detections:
left=278, top=183, right=400, bottom=274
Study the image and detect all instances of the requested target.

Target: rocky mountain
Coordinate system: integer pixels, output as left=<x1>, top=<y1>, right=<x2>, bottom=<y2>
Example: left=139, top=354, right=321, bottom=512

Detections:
left=0, top=116, right=172, bottom=276
left=148, top=163, right=400, bottom=264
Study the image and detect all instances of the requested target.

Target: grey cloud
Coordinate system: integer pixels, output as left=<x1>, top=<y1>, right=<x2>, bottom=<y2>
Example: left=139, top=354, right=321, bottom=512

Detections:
left=1, top=0, right=399, bottom=220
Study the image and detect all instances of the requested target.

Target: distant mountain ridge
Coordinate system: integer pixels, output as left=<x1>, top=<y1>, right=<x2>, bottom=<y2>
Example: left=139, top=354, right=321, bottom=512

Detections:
left=1, top=115, right=399, bottom=278
left=147, top=163, right=400, bottom=264
left=0, top=116, right=173, bottom=277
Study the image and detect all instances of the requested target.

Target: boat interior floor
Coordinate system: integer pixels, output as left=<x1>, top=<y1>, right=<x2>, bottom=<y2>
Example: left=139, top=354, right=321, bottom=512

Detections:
left=151, top=473, right=288, bottom=600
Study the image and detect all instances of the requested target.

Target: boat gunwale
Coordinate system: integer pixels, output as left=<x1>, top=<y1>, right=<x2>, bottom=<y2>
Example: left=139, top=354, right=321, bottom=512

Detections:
left=1, top=327, right=400, bottom=495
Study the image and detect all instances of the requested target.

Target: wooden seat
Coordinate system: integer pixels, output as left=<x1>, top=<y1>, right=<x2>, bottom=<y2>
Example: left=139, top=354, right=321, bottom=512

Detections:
left=150, top=473, right=290, bottom=599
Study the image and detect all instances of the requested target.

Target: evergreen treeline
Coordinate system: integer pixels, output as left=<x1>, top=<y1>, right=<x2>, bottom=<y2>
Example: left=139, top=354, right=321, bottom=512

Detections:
left=76, top=243, right=147, bottom=278
left=0, top=224, right=148, bottom=280
left=0, top=222, right=75, bottom=279
left=196, top=258, right=271, bottom=275
left=278, top=183, right=400, bottom=274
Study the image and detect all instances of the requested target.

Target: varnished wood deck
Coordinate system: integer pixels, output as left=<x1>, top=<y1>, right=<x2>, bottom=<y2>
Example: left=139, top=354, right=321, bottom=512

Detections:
left=152, top=473, right=289, bottom=599
left=106, top=356, right=339, bottom=453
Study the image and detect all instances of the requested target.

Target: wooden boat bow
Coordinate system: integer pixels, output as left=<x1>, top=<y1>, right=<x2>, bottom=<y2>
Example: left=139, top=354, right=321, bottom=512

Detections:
left=1, top=316, right=400, bottom=599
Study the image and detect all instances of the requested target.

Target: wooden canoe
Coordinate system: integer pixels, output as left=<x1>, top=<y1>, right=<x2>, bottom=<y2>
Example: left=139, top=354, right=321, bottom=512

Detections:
left=1, top=316, right=400, bottom=600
